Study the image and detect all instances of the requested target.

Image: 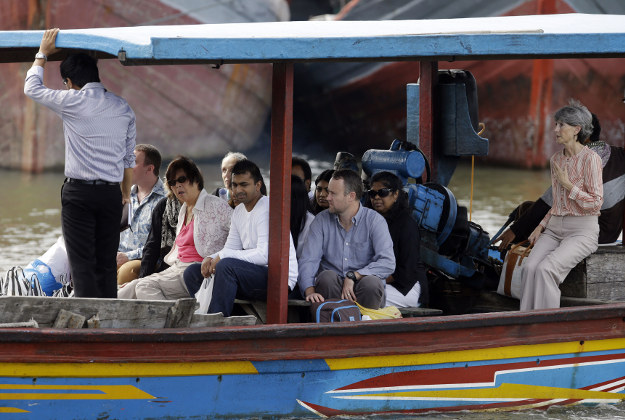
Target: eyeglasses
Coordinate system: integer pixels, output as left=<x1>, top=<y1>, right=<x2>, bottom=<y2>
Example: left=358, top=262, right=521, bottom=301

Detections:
left=368, top=188, right=395, bottom=198
left=168, top=175, right=188, bottom=186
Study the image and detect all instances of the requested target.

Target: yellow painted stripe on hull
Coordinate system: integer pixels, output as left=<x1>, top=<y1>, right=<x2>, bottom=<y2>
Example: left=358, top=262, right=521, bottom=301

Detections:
left=0, top=361, right=257, bottom=378
left=326, top=337, right=625, bottom=370
left=0, top=384, right=154, bottom=400
left=353, top=383, right=625, bottom=401
left=0, top=407, right=29, bottom=413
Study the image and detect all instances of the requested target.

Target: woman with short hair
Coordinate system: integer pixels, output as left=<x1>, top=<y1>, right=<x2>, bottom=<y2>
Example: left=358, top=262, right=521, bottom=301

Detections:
left=520, top=101, right=603, bottom=310
left=118, top=156, right=232, bottom=300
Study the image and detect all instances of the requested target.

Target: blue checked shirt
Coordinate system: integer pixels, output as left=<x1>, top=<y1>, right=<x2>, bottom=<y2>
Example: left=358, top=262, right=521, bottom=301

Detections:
left=24, top=66, right=136, bottom=182
left=118, top=179, right=166, bottom=260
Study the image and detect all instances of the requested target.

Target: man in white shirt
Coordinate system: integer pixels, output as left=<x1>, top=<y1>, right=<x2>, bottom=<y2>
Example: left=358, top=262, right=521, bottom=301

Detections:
left=183, top=160, right=298, bottom=316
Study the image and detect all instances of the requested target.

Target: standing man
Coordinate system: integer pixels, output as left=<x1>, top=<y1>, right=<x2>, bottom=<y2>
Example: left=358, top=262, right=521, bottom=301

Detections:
left=24, top=28, right=136, bottom=298
left=117, top=144, right=166, bottom=285
left=298, top=169, right=395, bottom=309
left=183, top=159, right=298, bottom=316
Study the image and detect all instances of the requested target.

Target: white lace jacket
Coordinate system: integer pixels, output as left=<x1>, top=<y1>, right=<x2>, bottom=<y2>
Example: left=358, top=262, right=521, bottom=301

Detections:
left=164, top=189, right=232, bottom=265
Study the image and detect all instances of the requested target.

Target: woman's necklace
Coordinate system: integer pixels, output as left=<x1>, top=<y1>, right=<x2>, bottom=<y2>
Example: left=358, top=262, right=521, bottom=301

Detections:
left=185, top=206, right=194, bottom=225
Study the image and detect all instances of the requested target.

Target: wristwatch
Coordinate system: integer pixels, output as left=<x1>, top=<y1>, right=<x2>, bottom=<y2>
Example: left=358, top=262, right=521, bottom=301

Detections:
left=35, top=52, right=47, bottom=61
left=345, top=271, right=358, bottom=282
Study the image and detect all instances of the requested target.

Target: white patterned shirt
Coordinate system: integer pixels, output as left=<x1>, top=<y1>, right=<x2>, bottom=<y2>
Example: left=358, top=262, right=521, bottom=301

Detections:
left=24, top=66, right=136, bottom=182
left=118, top=178, right=167, bottom=260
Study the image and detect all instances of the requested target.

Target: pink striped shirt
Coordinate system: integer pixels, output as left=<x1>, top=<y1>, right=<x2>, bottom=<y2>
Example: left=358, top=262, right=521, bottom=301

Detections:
left=540, top=146, right=603, bottom=228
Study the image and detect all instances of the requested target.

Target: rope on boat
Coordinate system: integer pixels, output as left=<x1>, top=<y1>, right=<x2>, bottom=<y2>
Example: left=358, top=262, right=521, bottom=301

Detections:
left=470, top=122, right=487, bottom=222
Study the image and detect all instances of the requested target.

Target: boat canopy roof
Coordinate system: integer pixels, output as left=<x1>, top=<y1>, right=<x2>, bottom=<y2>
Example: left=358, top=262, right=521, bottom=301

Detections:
left=1, top=13, right=625, bottom=64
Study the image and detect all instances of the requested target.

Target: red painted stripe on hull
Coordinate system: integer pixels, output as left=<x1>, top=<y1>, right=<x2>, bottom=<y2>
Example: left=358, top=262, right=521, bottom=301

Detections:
left=336, top=353, right=625, bottom=390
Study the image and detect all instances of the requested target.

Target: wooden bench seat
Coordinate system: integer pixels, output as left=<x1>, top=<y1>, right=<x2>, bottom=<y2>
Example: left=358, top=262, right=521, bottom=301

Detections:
left=233, top=299, right=442, bottom=323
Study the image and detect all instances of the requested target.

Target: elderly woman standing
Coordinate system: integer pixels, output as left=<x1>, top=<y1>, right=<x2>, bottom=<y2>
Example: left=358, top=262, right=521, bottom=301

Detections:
left=119, top=156, right=232, bottom=300
left=520, top=101, right=603, bottom=311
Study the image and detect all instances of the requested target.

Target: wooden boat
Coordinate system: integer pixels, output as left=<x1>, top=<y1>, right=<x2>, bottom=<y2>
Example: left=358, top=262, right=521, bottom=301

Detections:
left=296, top=0, right=625, bottom=168
left=1, top=14, right=625, bottom=418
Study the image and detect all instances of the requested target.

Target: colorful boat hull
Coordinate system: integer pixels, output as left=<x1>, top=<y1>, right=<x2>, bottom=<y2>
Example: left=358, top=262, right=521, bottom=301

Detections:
left=1, top=305, right=625, bottom=418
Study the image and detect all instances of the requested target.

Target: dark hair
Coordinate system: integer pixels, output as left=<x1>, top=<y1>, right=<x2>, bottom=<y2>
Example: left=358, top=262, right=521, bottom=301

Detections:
left=292, top=156, right=312, bottom=182
left=589, top=113, right=601, bottom=143
left=369, top=171, right=408, bottom=217
left=290, top=175, right=310, bottom=248
left=554, top=99, right=593, bottom=143
left=311, top=169, right=334, bottom=215
left=135, top=144, right=162, bottom=177
left=60, top=53, right=100, bottom=88
left=315, top=169, right=334, bottom=186
left=232, top=159, right=266, bottom=194
left=165, top=156, right=204, bottom=190
left=232, top=159, right=262, bottom=183
left=332, top=169, right=364, bottom=199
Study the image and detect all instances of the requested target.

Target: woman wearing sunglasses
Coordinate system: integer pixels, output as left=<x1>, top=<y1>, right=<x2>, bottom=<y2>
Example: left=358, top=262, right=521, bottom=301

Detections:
left=118, top=156, right=232, bottom=300
left=367, top=171, right=428, bottom=308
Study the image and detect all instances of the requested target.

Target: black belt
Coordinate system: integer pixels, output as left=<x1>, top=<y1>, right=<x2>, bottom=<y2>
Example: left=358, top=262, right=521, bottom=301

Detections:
left=65, top=178, right=118, bottom=186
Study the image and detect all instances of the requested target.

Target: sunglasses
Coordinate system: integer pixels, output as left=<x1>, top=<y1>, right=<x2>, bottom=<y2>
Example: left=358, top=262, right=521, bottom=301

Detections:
left=168, top=175, right=188, bottom=186
left=368, top=188, right=395, bottom=198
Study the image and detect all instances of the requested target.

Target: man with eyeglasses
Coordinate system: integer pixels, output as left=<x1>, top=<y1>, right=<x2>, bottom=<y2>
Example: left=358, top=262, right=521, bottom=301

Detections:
left=297, top=169, right=395, bottom=309
left=24, top=28, right=136, bottom=298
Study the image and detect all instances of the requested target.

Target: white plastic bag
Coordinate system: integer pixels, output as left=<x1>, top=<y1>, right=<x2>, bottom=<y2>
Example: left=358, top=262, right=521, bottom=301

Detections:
left=194, top=275, right=214, bottom=314
left=39, top=236, right=71, bottom=282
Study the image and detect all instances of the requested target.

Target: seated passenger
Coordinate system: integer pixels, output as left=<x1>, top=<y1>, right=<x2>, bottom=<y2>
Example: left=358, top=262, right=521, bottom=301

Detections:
left=494, top=113, right=624, bottom=249
left=183, top=159, right=298, bottom=316
left=292, top=156, right=312, bottom=197
left=137, top=186, right=182, bottom=278
left=520, top=101, right=603, bottom=311
left=118, top=156, right=232, bottom=300
left=213, top=151, right=247, bottom=208
left=117, top=144, right=166, bottom=285
left=310, top=169, right=333, bottom=215
left=298, top=169, right=395, bottom=309
left=367, top=171, right=428, bottom=307
left=291, top=175, right=315, bottom=261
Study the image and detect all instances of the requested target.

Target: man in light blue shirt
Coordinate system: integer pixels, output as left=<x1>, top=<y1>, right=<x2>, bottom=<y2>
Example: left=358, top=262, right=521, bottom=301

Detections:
left=298, top=169, right=395, bottom=309
left=24, top=28, right=136, bottom=298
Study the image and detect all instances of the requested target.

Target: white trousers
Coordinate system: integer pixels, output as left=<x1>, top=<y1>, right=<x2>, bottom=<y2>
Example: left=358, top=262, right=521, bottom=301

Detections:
left=117, top=260, right=192, bottom=300
left=385, top=282, right=421, bottom=308
left=520, top=215, right=598, bottom=311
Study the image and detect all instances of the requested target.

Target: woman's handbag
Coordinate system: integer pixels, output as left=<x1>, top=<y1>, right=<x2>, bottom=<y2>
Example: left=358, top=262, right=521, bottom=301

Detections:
left=497, top=242, right=532, bottom=299
left=194, top=275, right=214, bottom=314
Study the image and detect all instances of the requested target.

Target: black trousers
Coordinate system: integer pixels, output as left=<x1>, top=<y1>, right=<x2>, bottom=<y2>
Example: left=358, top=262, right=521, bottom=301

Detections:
left=61, top=182, right=122, bottom=298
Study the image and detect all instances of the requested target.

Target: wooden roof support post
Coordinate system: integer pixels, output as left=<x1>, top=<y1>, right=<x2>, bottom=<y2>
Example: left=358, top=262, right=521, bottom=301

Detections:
left=267, top=62, right=293, bottom=325
left=419, top=61, right=438, bottom=182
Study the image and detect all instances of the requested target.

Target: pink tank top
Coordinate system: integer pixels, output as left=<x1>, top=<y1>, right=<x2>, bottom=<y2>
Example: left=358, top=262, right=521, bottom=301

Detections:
left=175, top=217, right=203, bottom=263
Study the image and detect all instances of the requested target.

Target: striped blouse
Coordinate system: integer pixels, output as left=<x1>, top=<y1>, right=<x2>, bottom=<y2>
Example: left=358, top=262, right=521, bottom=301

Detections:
left=539, top=146, right=603, bottom=228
